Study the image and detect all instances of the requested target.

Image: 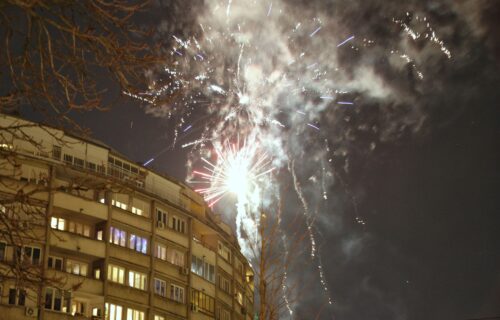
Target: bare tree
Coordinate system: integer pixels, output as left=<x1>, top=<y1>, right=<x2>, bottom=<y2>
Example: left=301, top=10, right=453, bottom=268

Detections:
left=0, top=0, right=162, bottom=128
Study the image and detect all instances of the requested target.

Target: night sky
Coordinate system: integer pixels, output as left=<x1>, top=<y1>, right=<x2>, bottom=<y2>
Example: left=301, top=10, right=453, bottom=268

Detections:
left=19, top=0, right=500, bottom=319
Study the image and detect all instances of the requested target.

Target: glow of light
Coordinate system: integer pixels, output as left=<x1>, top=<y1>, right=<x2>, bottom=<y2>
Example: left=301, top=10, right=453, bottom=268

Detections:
left=143, top=158, right=155, bottom=166
left=337, top=35, right=355, bottom=47
left=338, top=101, right=354, bottom=105
left=307, top=123, right=320, bottom=130
left=183, top=125, right=193, bottom=132
left=309, top=26, right=322, bottom=37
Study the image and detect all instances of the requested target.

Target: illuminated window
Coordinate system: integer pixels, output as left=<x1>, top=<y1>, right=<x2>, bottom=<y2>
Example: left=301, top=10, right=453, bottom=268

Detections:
left=68, top=221, right=91, bottom=237
left=218, top=242, right=231, bottom=262
left=50, top=217, right=66, bottom=231
left=128, top=270, right=147, bottom=290
left=107, top=264, right=125, bottom=284
left=109, top=227, right=126, bottom=247
left=66, top=259, right=88, bottom=276
left=156, top=208, right=167, bottom=227
left=126, top=308, right=144, bottom=320
left=105, top=302, right=123, bottom=320
left=128, top=234, right=147, bottom=254
left=191, top=289, right=214, bottom=314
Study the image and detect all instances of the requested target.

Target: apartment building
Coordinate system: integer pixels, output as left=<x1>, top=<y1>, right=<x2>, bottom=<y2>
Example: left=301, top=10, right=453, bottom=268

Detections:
left=0, top=114, right=255, bottom=320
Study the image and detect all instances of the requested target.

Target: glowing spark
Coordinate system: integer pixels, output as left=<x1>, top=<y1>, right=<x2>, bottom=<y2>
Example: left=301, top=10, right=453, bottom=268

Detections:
left=183, top=125, right=193, bottom=132
left=143, top=158, right=155, bottom=166
left=309, top=26, right=322, bottom=37
left=307, top=123, right=320, bottom=131
left=209, top=85, right=226, bottom=95
left=267, top=2, right=273, bottom=16
left=320, top=96, right=334, bottom=100
left=337, top=35, right=355, bottom=47
left=338, top=101, right=354, bottom=105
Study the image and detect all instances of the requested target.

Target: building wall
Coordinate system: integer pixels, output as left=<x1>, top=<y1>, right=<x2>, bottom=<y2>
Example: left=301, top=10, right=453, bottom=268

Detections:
left=0, top=114, right=255, bottom=320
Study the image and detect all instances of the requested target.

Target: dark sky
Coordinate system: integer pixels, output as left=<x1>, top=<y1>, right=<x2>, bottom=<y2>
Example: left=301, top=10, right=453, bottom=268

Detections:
left=19, top=0, right=500, bottom=319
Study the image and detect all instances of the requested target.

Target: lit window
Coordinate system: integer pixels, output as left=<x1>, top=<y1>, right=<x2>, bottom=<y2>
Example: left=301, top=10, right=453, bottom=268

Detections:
left=190, top=289, right=214, bottom=314
left=105, top=303, right=123, bottom=320
left=128, top=234, right=148, bottom=254
left=154, top=316, right=165, bottom=320
left=68, top=221, right=91, bottom=237
left=155, top=243, right=167, bottom=260
left=126, top=308, right=144, bottom=320
left=66, top=259, right=88, bottom=277
left=236, top=290, right=243, bottom=305
left=169, top=284, right=184, bottom=303
left=154, top=278, right=166, bottom=297
left=71, top=299, right=86, bottom=316
left=131, top=206, right=143, bottom=216
left=128, top=270, right=147, bottom=290
left=50, top=217, right=66, bottom=231
left=109, top=227, right=127, bottom=247
left=107, top=265, right=125, bottom=284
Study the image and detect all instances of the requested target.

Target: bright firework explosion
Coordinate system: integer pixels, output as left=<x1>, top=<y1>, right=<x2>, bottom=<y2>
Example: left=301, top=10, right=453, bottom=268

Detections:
left=127, top=0, right=453, bottom=316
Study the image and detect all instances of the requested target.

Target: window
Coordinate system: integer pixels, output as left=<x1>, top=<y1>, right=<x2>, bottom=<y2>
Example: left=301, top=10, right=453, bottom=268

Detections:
left=0, top=242, right=6, bottom=261
left=8, top=288, right=26, bottom=306
left=216, top=306, right=231, bottom=320
left=71, top=299, right=86, bottom=316
left=218, top=274, right=231, bottom=294
left=66, top=259, right=88, bottom=276
left=169, top=284, right=184, bottom=303
left=191, top=255, right=215, bottom=282
left=128, top=270, right=147, bottom=290
left=109, top=227, right=126, bottom=247
left=218, top=242, right=231, bottom=262
left=74, top=157, right=84, bottom=168
left=45, top=288, right=71, bottom=312
left=171, top=215, right=185, bottom=233
left=52, top=145, right=62, bottom=160
left=154, top=278, right=166, bottom=297
left=50, top=217, right=66, bottom=231
left=191, top=289, right=214, bottom=314
left=94, top=268, right=101, bottom=280
left=167, top=248, right=185, bottom=267
left=20, top=246, right=41, bottom=265
left=105, top=303, right=123, bottom=320
left=126, top=308, right=145, bottom=320
left=68, top=221, right=91, bottom=237
left=128, top=234, right=148, bottom=254
left=131, top=206, right=143, bottom=215
left=63, top=154, right=73, bottom=164
left=107, top=265, right=125, bottom=284
left=111, top=194, right=128, bottom=210
left=156, top=209, right=167, bottom=228
left=155, top=243, right=167, bottom=260
left=48, top=256, right=63, bottom=271
left=154, top=316, right=165, bottom=320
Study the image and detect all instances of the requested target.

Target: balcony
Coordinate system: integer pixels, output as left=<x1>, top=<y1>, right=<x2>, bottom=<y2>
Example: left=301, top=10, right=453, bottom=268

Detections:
left=107, top=282, right=148, bottom=305
left=45, top=270, right=104, bottom=296
left=50, top=230, right=105, bottom=258
left=53, top=192, right=107, bottom=220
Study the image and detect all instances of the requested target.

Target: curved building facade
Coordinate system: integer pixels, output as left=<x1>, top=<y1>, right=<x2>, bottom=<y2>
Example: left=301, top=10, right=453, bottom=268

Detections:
left=0, top=114, right=254, bottom=320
